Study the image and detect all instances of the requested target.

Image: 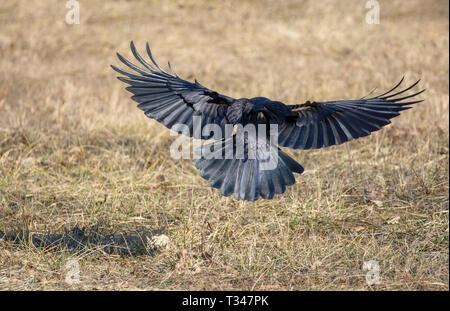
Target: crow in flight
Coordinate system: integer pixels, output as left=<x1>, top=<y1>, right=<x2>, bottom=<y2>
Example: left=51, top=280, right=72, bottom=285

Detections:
left=112, top=42, right=425, bottom=201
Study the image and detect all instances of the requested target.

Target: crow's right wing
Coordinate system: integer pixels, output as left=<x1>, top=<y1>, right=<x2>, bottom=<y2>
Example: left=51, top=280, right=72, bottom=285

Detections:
left=278, top=78, right=425, bottom=149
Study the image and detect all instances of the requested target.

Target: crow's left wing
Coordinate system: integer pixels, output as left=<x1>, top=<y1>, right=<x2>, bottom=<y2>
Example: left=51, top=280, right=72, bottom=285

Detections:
left=277, top=78, right=425, bottom=149
left=112, top=42, right=235, bottom=139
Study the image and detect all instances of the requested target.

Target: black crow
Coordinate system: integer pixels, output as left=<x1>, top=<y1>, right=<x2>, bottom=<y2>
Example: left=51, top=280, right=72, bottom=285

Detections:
left=112, top=42, right=425, bottom=201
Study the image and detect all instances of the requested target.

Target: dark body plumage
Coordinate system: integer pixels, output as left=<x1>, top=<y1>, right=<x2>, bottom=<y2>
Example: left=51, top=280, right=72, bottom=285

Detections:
left=112, top=42, right=425, bottom=201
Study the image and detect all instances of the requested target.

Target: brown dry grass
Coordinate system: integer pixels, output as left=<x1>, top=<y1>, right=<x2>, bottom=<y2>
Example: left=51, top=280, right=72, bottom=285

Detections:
left=0, top=0, right=448, bottom=290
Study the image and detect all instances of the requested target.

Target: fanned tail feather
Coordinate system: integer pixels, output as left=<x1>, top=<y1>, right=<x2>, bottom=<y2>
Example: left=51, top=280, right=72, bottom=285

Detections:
left=194, top=136, right=304, bottom=201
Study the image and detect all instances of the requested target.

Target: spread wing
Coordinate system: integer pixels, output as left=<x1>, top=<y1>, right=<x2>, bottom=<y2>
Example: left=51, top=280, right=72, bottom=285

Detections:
left=111, top=42, right=235, bottom=139
left=277, top=77, right=425, bottom=149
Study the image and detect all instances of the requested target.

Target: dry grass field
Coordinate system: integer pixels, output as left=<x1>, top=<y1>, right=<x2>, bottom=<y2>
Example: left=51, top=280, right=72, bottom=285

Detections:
left=0, top=0, right=448, bottom=290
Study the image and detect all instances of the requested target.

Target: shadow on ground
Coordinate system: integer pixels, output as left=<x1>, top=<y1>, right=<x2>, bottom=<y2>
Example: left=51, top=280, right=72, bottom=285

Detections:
left=0, top=226, right=168, bottom=256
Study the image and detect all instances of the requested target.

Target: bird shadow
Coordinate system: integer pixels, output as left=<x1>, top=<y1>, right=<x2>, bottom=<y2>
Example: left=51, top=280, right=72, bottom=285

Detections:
left=0, top=225, right=167, bottom=256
